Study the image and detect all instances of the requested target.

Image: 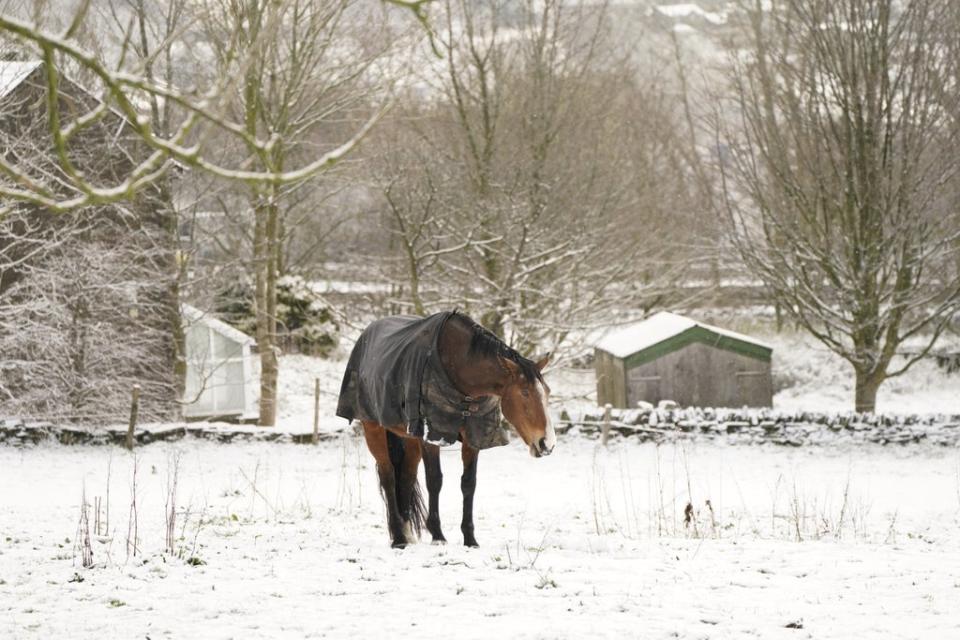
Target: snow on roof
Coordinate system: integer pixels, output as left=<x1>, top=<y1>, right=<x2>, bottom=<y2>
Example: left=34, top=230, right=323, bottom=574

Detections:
left=654, top=3, right=725, bottom=25
left=593, top=311, right=771, bottom=358
left=182, top=304, right=256, bottom=346
left=0, top=60, right=41, bottom=99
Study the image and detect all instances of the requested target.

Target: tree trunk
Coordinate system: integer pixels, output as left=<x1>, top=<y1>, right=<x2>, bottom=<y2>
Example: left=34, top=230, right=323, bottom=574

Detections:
left=254, top=192, right=279, bottom=427
left=404, top=243, right=425, bottom=316
left=854, top=368, right=884, bottom=414
left=478, top=212, right=504, bottom=337
left=156, top=179, right=186, bottom=421
left=169, top=284, right=186, bottom=420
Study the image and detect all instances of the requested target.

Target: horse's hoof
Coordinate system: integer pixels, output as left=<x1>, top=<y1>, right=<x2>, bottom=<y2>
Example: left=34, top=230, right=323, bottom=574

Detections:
left=464, top=538, right=479, bottom=548
left=402, top=520, right=418, bottom=545
left=391, top=541, right=407, bottom=549
left=431, top=538, right=447, bottom=546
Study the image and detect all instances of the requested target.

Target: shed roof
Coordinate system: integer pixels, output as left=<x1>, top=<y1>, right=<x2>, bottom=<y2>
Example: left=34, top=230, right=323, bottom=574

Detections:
left=0, top=60, right=41, bottom=99
left=182, top=304, right=256, bottom=347
left=594, top=311, right=772, bottom=362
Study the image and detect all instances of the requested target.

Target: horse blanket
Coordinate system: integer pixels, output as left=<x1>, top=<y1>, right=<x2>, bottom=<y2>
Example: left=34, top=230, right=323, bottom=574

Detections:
left=336, top=311, right=508, bottom=449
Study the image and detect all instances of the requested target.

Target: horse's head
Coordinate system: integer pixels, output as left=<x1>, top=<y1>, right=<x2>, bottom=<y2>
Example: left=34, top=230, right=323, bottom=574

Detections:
left=498, top=353, right=555, bottom=458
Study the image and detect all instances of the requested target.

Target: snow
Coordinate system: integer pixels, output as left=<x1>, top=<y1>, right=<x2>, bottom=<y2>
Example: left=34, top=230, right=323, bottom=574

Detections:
left=308, top=279, right=392, bottom=295
left=770, top=330, right=960, bottom=415
left=2, top=438, right=959, bottom=638
left=0, top=61, right=40, bottom=99
left=593, top=311, right=772, bottom=359
left=654, top=3, right=725, bottom=25
left=275, top=353, right=352, bottom=432
left=672, top=22, right=699, bottom=35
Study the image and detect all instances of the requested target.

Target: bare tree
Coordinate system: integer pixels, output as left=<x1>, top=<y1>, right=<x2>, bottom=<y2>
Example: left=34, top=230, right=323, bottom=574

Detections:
left=101, top=0, right=198, bottom=416
left=716, top=0, right=960, bottom=411
left=0, top=212, right=178, bottom=422
left=198, top=0, right=390, bottom=425
left=0, top=47, right=181, bottom=422
left=370, top=110, right=484, bottom=316
left=2, top=0, right=400, bottom=424
left=369, top=0, right=702, bottom=354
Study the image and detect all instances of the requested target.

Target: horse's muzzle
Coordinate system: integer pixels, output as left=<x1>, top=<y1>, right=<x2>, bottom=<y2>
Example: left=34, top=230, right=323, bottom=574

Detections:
left=530, top=437, right=554, bottom=458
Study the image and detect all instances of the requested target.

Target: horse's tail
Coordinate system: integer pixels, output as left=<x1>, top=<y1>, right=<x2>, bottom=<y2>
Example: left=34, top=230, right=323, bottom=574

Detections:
left=386, top=430, right=425, bottom=537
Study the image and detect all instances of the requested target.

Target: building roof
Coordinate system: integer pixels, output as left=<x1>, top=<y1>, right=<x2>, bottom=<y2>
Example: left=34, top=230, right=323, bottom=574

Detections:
left=0, top=60, right=186, bottom=173
left=594, top=311, right=772, bottom=362
left=182, top=304, right=256, bottom=347
left=0, top=60, right=41, bottom=99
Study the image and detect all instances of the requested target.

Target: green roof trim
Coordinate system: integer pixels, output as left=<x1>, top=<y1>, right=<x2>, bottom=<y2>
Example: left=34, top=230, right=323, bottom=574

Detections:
left=619, top=326, right=772, bottom=369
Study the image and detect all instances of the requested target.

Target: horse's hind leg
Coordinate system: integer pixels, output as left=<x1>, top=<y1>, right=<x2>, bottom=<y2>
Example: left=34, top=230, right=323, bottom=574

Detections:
left=361, top=421, right=407, bottom=548
left=421, top=442, right=446, bottom=543
left=460, top=441, right=480, bottom=547
left=397, top=437, right=424, bottom=542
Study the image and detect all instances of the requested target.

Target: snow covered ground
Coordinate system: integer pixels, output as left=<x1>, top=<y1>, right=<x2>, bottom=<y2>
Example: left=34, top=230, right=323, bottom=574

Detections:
left=2, top=325, right=958, bottom=639
left=2, top=437, right=959, bottom=639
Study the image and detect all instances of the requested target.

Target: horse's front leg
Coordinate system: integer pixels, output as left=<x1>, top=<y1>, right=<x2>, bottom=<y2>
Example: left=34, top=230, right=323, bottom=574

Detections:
left=460, top=441, right=479, bottom=547
left=421, top=442, right=447, bottom=543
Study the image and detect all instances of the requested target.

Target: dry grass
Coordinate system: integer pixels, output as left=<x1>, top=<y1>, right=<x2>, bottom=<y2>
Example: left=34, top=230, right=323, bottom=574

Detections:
left=589, top=441, right=885, bottom=544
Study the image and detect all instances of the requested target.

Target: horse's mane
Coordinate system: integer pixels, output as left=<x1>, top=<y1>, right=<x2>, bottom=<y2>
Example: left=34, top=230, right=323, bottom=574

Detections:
left=455, top=312, right=543, bottom=384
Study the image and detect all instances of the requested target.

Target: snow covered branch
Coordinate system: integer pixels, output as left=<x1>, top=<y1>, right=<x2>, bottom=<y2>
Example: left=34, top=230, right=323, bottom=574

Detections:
left=0, top=2, right=394, bottom=218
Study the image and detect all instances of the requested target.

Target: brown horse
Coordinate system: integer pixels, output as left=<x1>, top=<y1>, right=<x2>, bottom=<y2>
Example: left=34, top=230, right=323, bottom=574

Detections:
left=346, top=312, right=554, bottom=548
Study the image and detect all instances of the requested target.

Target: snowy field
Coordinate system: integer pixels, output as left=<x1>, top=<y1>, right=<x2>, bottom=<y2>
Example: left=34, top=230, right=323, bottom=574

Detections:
left=3, top=324, right=959, bottom=639
left=2, top=436, right=960, bottom=639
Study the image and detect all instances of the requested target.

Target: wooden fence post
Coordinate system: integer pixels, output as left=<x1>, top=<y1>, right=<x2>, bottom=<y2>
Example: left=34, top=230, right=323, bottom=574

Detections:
left=601, top=403, right=612, bottom=447
left=125, top=384, right=141, bottom=450
left=312, top=377, right=320, bottom=445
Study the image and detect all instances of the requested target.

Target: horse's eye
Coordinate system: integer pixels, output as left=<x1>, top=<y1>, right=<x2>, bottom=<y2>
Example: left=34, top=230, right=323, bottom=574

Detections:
left=521, top=388, right=530, bottom=397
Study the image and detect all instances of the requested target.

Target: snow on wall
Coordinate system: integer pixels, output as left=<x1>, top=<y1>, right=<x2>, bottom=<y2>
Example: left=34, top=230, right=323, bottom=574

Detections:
left=559, top=404, right=960, bottom=447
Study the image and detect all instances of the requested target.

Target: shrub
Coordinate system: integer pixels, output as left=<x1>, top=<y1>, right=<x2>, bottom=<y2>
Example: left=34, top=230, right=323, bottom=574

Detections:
left=213, top=276, right=339, bottom=357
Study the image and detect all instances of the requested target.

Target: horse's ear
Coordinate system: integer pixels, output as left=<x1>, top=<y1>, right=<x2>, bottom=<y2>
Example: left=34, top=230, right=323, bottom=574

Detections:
left=498, top=355, right=521, bottom=379
left=534, top=352, right=552, bottom=371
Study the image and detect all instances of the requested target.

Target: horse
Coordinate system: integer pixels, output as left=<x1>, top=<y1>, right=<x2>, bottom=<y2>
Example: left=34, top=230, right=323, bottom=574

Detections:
left=336, top=311, right=555, bottom=548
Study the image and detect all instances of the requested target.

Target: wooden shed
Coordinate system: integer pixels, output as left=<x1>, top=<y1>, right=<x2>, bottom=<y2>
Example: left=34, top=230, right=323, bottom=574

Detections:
left=182, top=305, right=259, bottom=421
left=594, top=312, right=773, bottom=409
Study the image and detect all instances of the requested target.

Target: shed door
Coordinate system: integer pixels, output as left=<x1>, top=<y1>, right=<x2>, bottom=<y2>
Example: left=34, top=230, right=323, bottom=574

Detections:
left=627, top=369, right=661, bottom=406
left=735, top=370, right=772, bottom=407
